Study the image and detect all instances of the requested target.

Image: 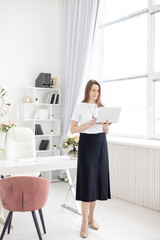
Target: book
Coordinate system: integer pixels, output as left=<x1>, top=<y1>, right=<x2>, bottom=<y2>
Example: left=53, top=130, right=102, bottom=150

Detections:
left=39, top=140, right=46, bottom=150
left=34, top=109, right=40, bottom=119
left=43, top=92, right=52, bottom=104
left=35, top=124, right=38, bottom=135
left=34, top=109, right=50, bottom=120
left=50, top=94, right=55, bottom=104
left=38, top=124, right=43, bottom=135
left=35, top=124, right=43, bottom=135
left=39, top=140, right=49, bottom=150
left=55, top=94, right=59, bottom=104
left=43, top=140, right=49, bottom=150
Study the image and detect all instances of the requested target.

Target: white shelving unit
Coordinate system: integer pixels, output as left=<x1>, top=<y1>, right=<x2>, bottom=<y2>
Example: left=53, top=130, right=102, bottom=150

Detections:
left=17, top=87, right=61, bottom=181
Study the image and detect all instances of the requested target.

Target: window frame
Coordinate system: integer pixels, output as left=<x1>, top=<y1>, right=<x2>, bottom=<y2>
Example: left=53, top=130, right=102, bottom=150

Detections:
left=99, top=0, right=160, bottom=139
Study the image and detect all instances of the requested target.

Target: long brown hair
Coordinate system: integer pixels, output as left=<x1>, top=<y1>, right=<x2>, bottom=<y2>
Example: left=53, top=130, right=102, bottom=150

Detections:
left=82, top=80, right=103, bottom=107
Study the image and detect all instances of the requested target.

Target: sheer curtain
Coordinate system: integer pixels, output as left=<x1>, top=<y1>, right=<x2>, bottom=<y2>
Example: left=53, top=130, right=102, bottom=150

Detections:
left=61, top=0, right=100, bottom=137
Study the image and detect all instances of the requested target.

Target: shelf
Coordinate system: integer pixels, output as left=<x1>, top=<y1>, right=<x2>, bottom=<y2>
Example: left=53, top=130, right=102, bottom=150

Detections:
left=19, top=119, right=60, bottom=121
left=36, top=149, right=60, bottom=153
left=35, top=134, right=52, bottom=137
left=26, top=87, right=61, bottom=91
left=23, top=103, right=61, bottom=106
left=35, top=134, right=60, bottom=137
left=35, top=119, right=60, bottom=122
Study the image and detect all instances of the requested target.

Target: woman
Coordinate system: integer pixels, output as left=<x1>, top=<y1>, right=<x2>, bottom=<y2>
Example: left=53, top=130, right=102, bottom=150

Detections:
left=70, top=80, right=111, bottom=238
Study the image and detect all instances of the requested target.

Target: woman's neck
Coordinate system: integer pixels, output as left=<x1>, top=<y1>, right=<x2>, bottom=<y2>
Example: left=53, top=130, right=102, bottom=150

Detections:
left=88, top=99, right=96, bottom=104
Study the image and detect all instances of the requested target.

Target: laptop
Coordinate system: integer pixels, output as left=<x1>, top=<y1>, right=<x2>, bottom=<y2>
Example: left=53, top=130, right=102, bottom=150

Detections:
left=96, top=107, right=121, bottom=123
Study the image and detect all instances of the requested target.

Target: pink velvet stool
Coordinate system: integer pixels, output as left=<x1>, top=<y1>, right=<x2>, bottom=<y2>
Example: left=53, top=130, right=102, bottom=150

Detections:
left=0, top=176, right=50, bottom=240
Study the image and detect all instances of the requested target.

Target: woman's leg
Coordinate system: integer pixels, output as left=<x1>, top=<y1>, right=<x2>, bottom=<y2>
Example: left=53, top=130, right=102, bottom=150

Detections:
left=88, top=201, right=96, bottom=221
left=81, top=201, right=90, bottom=234
left=88, top=201, right=99, bottom=230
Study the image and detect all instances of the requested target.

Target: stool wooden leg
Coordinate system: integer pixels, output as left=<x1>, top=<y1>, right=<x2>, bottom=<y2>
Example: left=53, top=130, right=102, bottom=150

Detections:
left=31, top=211, right=42, bottom=240
left=38, top=209, right=46, bottom=234
left=0, top=211, right=12, bottom=240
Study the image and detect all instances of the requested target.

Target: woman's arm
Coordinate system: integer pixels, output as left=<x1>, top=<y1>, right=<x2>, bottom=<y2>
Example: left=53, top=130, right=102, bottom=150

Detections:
left=101, top=120, right=112, bottom=134
left=70, top=118, right=96, bottom=134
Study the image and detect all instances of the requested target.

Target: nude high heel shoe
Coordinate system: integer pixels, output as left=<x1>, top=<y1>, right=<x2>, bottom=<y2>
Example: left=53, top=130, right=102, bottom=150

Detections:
left=88, top=216, right=99, bottom=230
left=80, top=224, right=88, bottom=238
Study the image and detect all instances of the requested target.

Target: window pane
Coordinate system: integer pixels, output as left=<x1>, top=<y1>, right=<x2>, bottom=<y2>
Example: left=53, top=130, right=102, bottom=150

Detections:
left=154, top=81, right=160, bottom=135
left=102, top=0, right=147, bottom=24
left=89, top=31, right=100, bottom=80
left=103, top=14, right=147, bottom=80
left=101, top=78, right=147, bottom=136
left=154, top=12, right=160, bottom=72
left=152, top=0, right=160, bottom=5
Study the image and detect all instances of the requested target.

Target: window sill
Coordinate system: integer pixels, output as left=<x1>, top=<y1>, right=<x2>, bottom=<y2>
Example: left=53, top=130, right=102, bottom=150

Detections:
left=107, top=135, right=160, bottom=149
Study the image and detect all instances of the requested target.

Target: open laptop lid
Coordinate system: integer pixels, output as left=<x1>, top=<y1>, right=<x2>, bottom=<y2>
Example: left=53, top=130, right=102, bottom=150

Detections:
left=96, top=107, right=121, bottom=123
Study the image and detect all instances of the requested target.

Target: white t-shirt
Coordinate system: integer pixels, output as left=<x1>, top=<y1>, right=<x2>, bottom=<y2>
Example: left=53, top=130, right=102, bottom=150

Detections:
left=71, top=102, right=104, bottom=134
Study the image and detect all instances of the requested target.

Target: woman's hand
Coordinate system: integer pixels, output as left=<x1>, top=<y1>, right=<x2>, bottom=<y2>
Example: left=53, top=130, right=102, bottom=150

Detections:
left=88, top=118, right=97, bottom=127
left=70, top=118, right=97, bottom=134
left=99, top=120, right=112, bottom=134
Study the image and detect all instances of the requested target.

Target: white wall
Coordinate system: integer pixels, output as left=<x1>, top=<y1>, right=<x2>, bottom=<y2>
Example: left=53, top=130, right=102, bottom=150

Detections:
left=0, top=0, right=62, bottom=122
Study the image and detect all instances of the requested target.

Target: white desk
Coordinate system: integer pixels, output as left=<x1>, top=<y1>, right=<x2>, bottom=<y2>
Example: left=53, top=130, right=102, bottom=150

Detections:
left=0, top=156, right=77, bottom=175
left=0, top=156, right=81, bottom=224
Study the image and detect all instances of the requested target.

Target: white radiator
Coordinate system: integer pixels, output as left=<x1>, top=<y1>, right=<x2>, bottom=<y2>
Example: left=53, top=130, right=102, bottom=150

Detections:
left=108, top=143, right=160, bottom=211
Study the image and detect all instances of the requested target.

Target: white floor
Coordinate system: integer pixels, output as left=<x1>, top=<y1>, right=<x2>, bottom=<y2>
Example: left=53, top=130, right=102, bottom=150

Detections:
left=1, top=181, right=160, bottom=240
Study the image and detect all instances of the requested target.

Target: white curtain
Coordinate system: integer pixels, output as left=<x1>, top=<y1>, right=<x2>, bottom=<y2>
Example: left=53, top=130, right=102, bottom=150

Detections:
left=61, top=0, right=100, bottom=137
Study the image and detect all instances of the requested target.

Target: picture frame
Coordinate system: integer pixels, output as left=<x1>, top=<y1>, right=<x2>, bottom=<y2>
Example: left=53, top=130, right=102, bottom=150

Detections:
left=51, top=78, right=57, bottom=89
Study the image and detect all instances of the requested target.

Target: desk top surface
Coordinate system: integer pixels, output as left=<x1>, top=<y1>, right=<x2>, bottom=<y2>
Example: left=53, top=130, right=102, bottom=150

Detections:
left=0, top=155, right=77, bottom=175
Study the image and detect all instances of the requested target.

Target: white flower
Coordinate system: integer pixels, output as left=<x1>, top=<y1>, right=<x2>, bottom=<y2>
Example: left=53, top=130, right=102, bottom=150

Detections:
left=75, top=138, right=79, bottom=143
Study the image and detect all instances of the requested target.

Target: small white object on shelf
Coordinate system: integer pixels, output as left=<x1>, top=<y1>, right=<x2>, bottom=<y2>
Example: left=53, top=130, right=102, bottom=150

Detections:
left=43, top=92, right=52, bottom=104
left=34, top=109, right=50, bottom=120
left=23, top=97, right=31, bottom=103
left=50, top=130, right=54, bottom=135
left=53, top=145, right=57, bottom=150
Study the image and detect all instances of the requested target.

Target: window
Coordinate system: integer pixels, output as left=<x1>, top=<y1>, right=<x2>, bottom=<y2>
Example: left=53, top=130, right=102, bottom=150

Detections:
left=101, top=78, right=147, bottom=136
left=152, top=9, right=160, bottom=136
left=154, top=12, right=160, bottom=72
left=87, top=0, right=160, bottom=139
left=102, top=0, right=147, bottom=24
left=153, top=0, right=160, bottom=5
left=102, top=14, right=147, bottom=80
left=99, top=1, right=148, bottom=137
left=154, top=81, right=160, bottom=135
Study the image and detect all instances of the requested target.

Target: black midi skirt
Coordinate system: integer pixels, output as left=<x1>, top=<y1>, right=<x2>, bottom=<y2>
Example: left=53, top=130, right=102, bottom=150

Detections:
left=76, top=132, right=111, bottom=202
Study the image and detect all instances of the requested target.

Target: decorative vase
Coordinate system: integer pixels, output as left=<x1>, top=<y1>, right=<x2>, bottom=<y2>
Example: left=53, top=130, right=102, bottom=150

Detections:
left=23, top=97, right=31, bottom=103
left=50, top=130, right=54, bottom=135
left=68, top=147, right=78, bottom=158
left=0, top=130, right=7, bottom=149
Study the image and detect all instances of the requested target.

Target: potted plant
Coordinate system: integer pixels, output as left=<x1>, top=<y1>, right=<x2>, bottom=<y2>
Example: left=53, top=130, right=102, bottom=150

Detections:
left=53, top=144, right=57, bottom=150
left=0, top=122, right=16, bottom=149
left=50, top=130, right=54, bottom=135
left=61, top=135, right=79, bottom=158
